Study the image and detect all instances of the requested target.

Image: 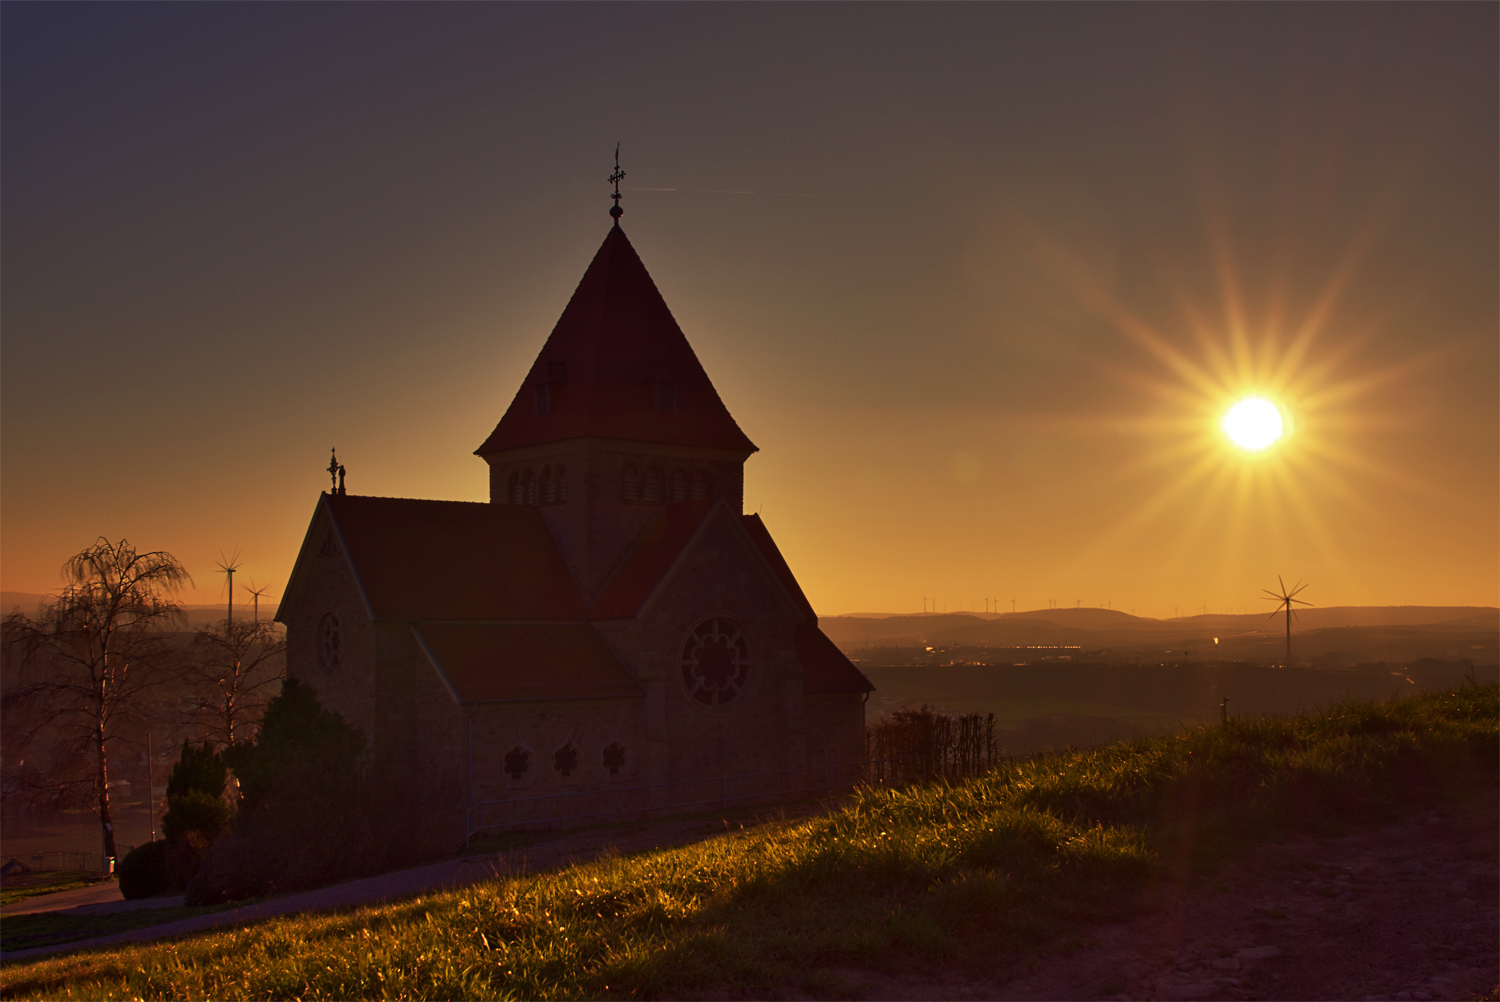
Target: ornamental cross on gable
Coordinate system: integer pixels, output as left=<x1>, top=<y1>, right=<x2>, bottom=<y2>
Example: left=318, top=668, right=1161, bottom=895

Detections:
left=327, top=448, right=346, bottom=496
left=609, top=143, right=626, bottom=220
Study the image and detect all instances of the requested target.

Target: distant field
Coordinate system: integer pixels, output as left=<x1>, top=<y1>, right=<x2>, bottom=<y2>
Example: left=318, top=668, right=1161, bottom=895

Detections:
left=858, top=659, right=1498, bottom=754
left=2, top=804, right=157, bottom=868
left=822, top=607, right=1500, bottom=666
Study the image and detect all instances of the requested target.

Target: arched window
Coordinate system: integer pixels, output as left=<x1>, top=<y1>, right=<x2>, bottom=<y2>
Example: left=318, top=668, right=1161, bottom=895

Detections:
left=669, top=469, right=688, bottom=503
left=642, top=467, right=662, bottom=505
left=622, top=465, right=639, bottom=504
left=523, top=469, right=537, bottom=506
left=690, top=471, right=709, bottom=501
left=507, top=472, right=522, bottom=505
left=555, top=465, right=567, bottom=504
left=317, top=612, right=341, bottom=673
left=541, top=466, right=555, bottom=505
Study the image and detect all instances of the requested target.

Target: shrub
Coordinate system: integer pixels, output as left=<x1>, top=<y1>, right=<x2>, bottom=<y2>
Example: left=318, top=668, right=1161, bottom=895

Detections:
left=162, top=788, right=232, bottom=844
left=188, top=679, right=372, bottom=905
left=182, top=831, right=271, bottom=903
left=162, top=741, right=234, bottom=890
left=117, top=840, right=172, bottom=900
left=163, top=789, right=232, bottom=887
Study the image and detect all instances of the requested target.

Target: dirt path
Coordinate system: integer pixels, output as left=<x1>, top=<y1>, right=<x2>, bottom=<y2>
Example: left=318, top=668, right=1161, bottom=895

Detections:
left=813, top=794, right=1499, bottom=1002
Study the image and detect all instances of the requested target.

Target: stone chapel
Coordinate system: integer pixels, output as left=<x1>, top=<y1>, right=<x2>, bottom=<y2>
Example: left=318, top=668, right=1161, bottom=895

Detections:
left=277, top=203, right=873, bottom=853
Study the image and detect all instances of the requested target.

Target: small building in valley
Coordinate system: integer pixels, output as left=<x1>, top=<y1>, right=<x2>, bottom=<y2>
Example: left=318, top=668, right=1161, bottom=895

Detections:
left=277, top=201, right=872, bottom=854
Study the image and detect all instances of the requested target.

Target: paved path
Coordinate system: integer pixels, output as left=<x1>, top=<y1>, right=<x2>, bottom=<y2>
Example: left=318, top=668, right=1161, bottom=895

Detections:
left=2, top=880, right=127, bottom=916
left=0, top=800, right=828, bottom=963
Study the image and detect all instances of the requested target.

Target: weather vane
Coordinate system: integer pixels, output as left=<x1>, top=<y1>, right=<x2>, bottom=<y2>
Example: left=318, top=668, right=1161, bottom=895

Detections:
left=609, top=143, right=625, bottom=221
left=327, top=448, right=346, bottom=496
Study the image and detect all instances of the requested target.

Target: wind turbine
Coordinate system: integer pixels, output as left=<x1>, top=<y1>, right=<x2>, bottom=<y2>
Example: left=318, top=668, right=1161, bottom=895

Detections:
left=215, top=551, right=242, bottom=629
left=1263, top=576, right=1312, bottom=665
left=242, top=580, right=273, bottom=625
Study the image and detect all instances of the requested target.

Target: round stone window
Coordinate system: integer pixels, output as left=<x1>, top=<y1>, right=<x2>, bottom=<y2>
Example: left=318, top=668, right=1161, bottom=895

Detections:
left=680, top=616, right=751, bottom=708
left=317, top=612, right=342, bottom=673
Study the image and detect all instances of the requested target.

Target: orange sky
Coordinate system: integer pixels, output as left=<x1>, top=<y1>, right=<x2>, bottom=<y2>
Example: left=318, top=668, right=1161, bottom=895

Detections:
left=3, top=5, right=1496, bottom=618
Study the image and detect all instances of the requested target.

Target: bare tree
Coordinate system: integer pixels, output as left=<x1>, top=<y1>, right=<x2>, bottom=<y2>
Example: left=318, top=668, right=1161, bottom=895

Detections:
left=3, top=538, right=190, bottom=864
left=184, top=617, right=286, bottom=747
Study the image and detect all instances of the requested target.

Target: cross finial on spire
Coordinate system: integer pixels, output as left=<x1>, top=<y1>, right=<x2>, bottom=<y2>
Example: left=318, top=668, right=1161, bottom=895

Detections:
left=608, top=143, right=625, bottom=222
left=327, top=448, right=346, bottom=495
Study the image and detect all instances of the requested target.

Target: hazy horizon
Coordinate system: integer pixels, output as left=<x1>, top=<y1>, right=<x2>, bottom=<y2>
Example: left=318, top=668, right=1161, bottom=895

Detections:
left=3, top=5, right=1496, bottom=617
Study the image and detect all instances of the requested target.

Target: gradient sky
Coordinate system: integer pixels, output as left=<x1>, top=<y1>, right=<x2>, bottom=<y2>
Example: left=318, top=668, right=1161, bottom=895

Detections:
left=3, top=4, right=1496, bottom=618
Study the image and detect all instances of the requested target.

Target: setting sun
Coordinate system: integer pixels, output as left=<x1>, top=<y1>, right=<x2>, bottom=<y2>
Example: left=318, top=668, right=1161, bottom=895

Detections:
left=1222, top=397, right=1285, bottom=451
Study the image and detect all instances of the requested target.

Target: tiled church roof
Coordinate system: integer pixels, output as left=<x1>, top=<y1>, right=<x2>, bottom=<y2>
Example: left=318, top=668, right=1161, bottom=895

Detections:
left=318, top=493, right=870, bottom=696
left=417, top=622, right=641, bottom=702
left=327, top=495, right=585, bottom=621
left=588, top=499, right=715, bottom=620
left=740, top=514, right=817, bottom=622
left=474, top=225, right=758, bottom=457
left=795, top=623, right=876, bottom=694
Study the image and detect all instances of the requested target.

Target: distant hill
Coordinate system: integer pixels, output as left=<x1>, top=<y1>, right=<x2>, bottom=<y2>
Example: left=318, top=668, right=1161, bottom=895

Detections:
left=821, top=606, right=1499, bottom=665
left=2, top=591, right=278, bottom=627
left=829, top=606, right=1497, bottom=631
left=1161, top=606, right=1500, bottom=631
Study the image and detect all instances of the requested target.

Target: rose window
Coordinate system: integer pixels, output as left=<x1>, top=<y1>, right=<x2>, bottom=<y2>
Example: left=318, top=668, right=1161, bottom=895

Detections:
left=681, top=617, right=750, bottom=707
left=317, top=612, right=341, bottom=673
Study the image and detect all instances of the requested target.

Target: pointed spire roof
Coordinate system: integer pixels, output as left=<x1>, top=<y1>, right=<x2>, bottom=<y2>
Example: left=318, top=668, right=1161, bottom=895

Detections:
left=476, top=225, right=757, bottom=457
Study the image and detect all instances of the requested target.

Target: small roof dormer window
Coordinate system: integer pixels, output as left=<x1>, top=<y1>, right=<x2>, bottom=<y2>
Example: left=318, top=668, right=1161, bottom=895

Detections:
left=533, top=359, right=567, bottom=416
left=644, top=354, right=676, bottom=415
left=653, top=381, right=677, bottom=414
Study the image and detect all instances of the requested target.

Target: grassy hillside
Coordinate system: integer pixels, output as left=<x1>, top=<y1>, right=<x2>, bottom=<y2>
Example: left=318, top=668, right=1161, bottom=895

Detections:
left=3, top=686, right=1495, bottom=1000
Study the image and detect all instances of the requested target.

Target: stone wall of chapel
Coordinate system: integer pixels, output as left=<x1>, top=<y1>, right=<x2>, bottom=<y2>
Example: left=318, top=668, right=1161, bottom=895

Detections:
left=466, top=697, right=647, bottom=833
left=373, top=624, right=467, bottom=857
left=487, top=443, right=746, bottom=597
left=803, top=692, right=867, bottom=787
left=594, top=515, right=805, bottom=795
left=282, top=505, right=378, bottom=739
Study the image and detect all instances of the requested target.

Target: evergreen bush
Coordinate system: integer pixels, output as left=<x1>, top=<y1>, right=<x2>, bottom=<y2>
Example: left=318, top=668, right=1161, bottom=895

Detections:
left=117, top=840, right=172, bottom=900
left=166, top=739, right=228, bottom=801
left=163, top=740, right=233, bottom=888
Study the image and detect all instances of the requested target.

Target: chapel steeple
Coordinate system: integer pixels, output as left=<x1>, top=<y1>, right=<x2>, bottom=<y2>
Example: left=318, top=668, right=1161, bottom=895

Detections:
left=475, top=204, right=758, bottom=596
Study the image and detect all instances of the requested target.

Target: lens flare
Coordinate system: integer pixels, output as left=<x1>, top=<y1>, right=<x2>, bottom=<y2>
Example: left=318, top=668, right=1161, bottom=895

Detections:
left=1222, top=397, right=1284, bottom=451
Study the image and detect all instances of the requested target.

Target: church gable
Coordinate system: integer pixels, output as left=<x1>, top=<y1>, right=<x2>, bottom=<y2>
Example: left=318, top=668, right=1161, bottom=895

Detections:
left=278, top=495, right=373, bottom=626
left=589, top=500, right=807, bottom=624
